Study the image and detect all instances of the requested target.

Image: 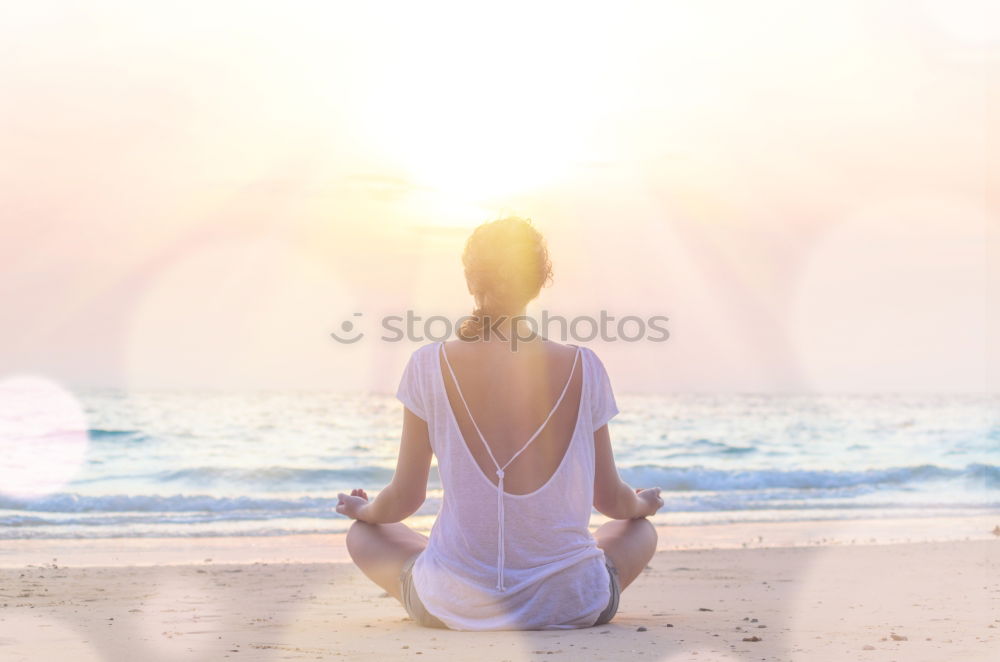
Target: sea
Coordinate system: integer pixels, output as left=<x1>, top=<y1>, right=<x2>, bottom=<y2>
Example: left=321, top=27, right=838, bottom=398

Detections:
left=1, top=390, right=998, bottom=539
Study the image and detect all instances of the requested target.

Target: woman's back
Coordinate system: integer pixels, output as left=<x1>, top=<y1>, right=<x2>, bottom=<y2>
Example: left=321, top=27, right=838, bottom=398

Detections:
left=396, top=339, right=620, bottom=630
left=438, top=338, right=584, bottom=495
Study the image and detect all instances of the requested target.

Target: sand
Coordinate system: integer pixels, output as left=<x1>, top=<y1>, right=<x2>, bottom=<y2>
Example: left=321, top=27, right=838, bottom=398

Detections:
left=1, top=520, right=997, bottom=661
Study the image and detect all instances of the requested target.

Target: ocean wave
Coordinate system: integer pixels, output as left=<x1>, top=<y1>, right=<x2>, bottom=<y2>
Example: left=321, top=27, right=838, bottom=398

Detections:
left=154, top=466, right=399, bottom=486
left=656, top=439, right=758, bottom=458
left=88, top=428, right=150, bottom=443
left=0, top=492, right=342, bottom=514
left=72, top=465, right=442, bottom=491
left=1, top=493, right=997, bottom=539
left=618, top=463, right=1000, bottom=491
left=2, top=463, right=995, bottom=517
left=69, top=462, right=1000, bottom=495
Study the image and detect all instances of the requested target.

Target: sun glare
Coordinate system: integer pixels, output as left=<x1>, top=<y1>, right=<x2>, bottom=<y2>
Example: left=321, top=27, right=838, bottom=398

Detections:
left=361, top=58, right=592, bottom=205
left=353, top=5, right=631, bottom=207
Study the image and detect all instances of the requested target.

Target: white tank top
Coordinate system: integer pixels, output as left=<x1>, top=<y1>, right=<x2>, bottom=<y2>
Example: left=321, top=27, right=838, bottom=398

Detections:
left=395, top=341, right=620, bottom=630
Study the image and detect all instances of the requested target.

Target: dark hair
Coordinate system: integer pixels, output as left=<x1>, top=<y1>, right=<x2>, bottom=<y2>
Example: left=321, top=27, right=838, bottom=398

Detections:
left=458, top=216, right=553, bottom=340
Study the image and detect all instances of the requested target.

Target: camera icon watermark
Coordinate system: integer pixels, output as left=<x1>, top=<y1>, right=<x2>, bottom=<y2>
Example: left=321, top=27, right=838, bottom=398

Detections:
left=330, top=310, right=669, bottom=349
left=330, top=312, right=365, bottom=344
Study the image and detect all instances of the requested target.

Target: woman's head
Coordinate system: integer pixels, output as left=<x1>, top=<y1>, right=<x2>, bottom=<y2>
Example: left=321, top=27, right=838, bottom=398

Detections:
left=459, top=216, right=552, bottom=340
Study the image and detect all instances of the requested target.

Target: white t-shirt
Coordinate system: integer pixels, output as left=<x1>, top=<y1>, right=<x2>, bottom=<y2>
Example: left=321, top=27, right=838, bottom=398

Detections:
left=395, top=341, right=620, bottom=631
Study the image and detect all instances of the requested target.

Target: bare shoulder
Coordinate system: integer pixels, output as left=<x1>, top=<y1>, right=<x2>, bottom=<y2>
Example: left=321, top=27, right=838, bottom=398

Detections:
left=440, top=338, right=591, bottom=370
left=440, top=338, right=473, bottom=358
left=537, top=340, right=593, bottom=373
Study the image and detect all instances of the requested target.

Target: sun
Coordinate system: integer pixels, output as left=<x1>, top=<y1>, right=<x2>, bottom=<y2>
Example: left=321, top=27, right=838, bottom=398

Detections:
left=361, top=69, right=592, bottom=206
left=351, top=6, right=619, bottom=208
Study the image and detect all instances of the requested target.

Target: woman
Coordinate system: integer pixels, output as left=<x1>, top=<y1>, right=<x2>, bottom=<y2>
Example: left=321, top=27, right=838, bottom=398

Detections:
left=336, top=217, right=663, bottom=630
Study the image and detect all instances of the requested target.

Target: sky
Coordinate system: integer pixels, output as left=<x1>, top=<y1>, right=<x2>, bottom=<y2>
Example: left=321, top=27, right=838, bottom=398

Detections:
left=1, top=1, right=997, bottom=394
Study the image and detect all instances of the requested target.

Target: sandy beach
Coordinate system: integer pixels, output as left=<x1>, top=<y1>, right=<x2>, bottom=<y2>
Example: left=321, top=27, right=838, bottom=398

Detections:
left=1, top=519, right=997, bottom=662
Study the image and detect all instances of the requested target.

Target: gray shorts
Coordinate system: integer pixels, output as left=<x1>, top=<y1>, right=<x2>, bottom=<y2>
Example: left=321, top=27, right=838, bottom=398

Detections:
left=399, top=553, right=621, bottom=629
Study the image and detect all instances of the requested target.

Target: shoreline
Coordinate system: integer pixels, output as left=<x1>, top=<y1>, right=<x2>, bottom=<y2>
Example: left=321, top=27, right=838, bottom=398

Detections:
left=1, top=513, right=996, bottom=568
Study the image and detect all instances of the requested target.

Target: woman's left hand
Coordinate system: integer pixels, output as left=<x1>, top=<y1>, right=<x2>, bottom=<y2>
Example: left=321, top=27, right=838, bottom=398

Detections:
left=336, top=488, right=369, bottom=520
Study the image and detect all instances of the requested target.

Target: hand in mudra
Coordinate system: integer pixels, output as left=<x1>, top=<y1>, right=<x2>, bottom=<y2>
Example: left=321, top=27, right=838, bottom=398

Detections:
left=635, top=487, right=663, bottom=518
left=336, top=488, right=369, bottom=520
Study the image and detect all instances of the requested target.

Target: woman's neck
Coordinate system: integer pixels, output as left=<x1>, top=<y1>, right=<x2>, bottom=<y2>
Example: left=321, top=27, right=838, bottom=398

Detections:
left=477, top=308, right=537, bottom=344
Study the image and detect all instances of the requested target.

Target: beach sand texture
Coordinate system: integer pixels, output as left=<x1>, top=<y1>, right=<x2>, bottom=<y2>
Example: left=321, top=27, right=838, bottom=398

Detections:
left=0, top=531, right=996, bottom=661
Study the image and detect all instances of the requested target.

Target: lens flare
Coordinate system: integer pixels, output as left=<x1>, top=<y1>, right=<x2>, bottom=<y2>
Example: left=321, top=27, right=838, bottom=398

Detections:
left=0, top=375, right=89, bottom=500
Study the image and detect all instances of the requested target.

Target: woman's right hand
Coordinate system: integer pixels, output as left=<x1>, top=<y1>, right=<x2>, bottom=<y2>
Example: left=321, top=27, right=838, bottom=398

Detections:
left=336, top=488, right=370, bottom=521
left=635, top=487, right=663, bottom=518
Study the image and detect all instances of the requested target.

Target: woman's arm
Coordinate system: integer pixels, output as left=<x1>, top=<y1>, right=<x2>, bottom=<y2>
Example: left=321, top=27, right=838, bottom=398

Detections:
left=336, top=407, right=433, bottom=523
left=593, top=424, right=663, bottom=519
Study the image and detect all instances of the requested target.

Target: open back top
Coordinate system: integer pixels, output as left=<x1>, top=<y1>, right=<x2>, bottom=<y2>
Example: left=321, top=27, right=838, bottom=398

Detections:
left=396, top=341, right=619, bottom=631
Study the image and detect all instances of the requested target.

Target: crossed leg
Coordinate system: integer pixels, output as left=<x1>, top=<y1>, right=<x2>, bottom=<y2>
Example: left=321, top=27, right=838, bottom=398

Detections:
left=593, top=517, right=658, bottom=590
left=346, top=517, right=658, bottom=602
left=345, top=520, right=428, bottom=602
